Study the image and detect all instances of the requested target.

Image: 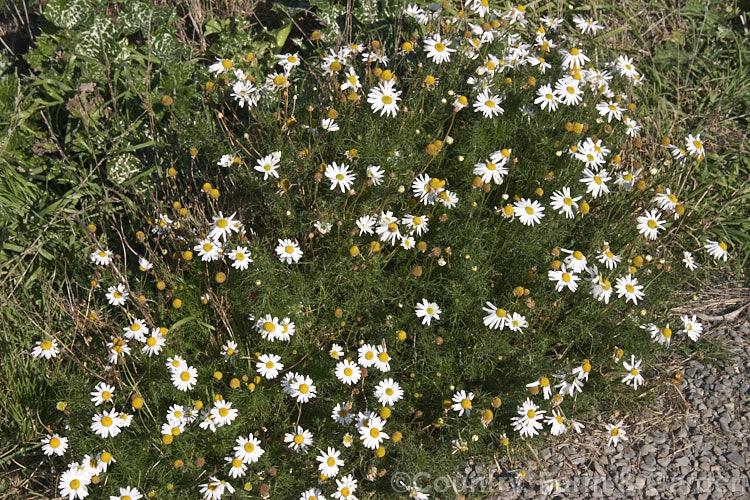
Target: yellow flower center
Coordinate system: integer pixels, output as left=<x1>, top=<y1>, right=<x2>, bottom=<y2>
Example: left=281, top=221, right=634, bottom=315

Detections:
left=461, top=398, right=472, bottom=409
left=594, top=175, right=602, bottom=185
left=381, top=95, right=393, bottom=105
left=113, top=291, right=122, bottom=299
left=663, top=328, right=672, bottom=338
left=226, top=348, right=235, bottom=356
left=235, top=252, right=245, bottom=261
left=495, top=308, right=506, bottom=317
left=562, top=273, right=571, bottom=283
left=630, top=368, right=639, bottom=376
left=221, top=59, right=232, bottom=69
left=99, top=251, right=107, bottom=257
left=563, top=197, right=573, bottom=206
left=625, top=284, right=635, bottom=293
left=570, top=48, right=580, bottom=55
left=101, top=416, right=113, bottom=427
left=294, top=434, right=305, bottom=444
left=285, top=245, right=294, bottom=254
left=244, top=442, right=255, bottom=452
left=527, top=409, right=536, bottom=418
left=273, top=75, right=287, bottom=86
left=610, top=428, right=619, bottom=436
left=263, top=322, right=275, bottom=332
left=203, top=243, right=213, bottom=252
left=288, top=56, right=297, bottom=63
left=147, top=337, right=157, bottom=347
left=341, top=487, right=351, bottom=497
left=344, top=368, right=353, bottom=377
left=693, top=140, right=702, bottom=149
left=486, top=162, right=496, bottom=171
left=349, top=75, right=357, bottom=84
left=567, top=86, right=575, bottom=94
left=219, top=407, right=229, bottom=417
left=545, top=93, right=554, bottom=99
left=70, top=479, right=81, bottom=489
left=647, top=220, right=657, bottom=229
left=413, top=216, right=422, bottom=225
left=426, top=307, right=434, bottom=315
left=573, top=251, right=583, bottom=260
left=435, top=42, right=445, bottom=52
left=336, top=173, right=345, bottom=181
left=102, top=391, right=112, bottom=400
left=370, top=428, right=380, bottom=438
left=49, top=437, right=60, bottom=448
left=606, top=251, right=614, bottom=258
left=327, top=457, right=336, bottom=466
left=299, top=384, right=309, bottom=394
left=265, top=361, right=274, bottom=369
left=131, top=323, right=140, bottom=331
left=485, top=100, right=496, bottom=108
left=556, top=415, right=564, bottom=424
left=180, top=371, right=191, bottom=381
left=217, top=219, right=228, bottom=228
left=41, top=340, right=52, bottom=350
left=525, top=206, right=534, bottom=214
left=385, top=388, right=394, bottom=396
left=232, top=458, right=243, bottom=467
left=719, top=242, right=727, bottom=251
left=540, top=377, right=549, bottom=387
left=378, top=352, right=389, bottom=362
left=458, top=96, right=468, bottom=105
left=365, top=352, right=374, bottom=360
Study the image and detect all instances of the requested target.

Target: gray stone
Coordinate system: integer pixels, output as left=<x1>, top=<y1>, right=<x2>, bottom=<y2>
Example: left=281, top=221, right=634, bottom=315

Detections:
left=652, top=433, right=668, bottom=445
left=719, top=415, right=732, bottom=433
left=640, top=444, right=656, bottom=455
left=726, top=452, right=744, bottom=466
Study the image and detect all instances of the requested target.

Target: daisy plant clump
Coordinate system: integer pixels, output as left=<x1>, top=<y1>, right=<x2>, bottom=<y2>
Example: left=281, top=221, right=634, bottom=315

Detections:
left=28, top=3, right=731, bottom=499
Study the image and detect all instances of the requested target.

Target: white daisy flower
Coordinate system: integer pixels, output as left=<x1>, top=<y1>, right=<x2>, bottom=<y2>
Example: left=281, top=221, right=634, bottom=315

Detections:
left=415, top=299, right=441, bottom=326
left=367, top=80, right=402, bottom=118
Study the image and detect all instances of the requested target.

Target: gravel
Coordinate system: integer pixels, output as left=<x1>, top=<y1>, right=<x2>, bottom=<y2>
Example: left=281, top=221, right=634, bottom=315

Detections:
left=454, top=323, right=750, bottom=499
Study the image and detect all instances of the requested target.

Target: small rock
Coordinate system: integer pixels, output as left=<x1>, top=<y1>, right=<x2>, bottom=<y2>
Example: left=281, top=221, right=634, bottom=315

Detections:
left=640, top=444, right=656, bottom=455
left=594, top=461, right=606, bottom=476
left=726, top=452, right=744, bottom=466
left=719, top=415, right=732, bottom=433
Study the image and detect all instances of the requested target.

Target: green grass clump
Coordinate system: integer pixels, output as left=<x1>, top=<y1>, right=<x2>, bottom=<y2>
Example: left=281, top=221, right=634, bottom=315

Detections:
left=0, top=0, right=746, bottom=498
